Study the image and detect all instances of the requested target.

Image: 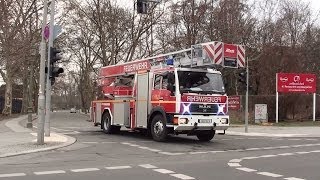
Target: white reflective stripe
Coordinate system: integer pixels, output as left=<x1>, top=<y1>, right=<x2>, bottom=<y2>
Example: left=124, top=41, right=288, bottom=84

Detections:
left=229, top=159, right=242, bottom=163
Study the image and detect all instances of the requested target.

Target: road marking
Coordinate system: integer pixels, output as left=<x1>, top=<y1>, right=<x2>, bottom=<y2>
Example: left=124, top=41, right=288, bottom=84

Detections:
left=246, top=148, right=261, bottom=151
left=305, top=139, right=317, bottom=141
left=236, top=167, right=257, bottom=172
left=289, top=139, right=301, bottom=141
left=159, top=152, right=186, bottom=155
left=241, top=157, right=258, bottom=160
left=296, top=151, right=310, bottom=154
left=227, top=163, right=241, bottom=167
left=170, top=173, right=195, bottom=179
left=82, top=142, right=98, bottom=144
left=71, top=168, right=100, bottom=172
left=153, top=169, right=175, bottom=174
left=105, top=166, right=132, bottom=170
left=209, top=150, right=225, bottom=153
left=34, top=170, right=66, bottom=175
left=278, top=153, right=294, bottom=156
left=0, top=173, right=26, bottom=177
left=229, top=149, right=320, bottom=180
left=284, top=177, right=306, bottom=180
left=189, top=151, right=208, bottom=155
left=139, top=164, right=158, bottom=169
left=260, top=155, right=277, bottom=158
left=279, top=146, right=290, bottom=148
left=262, top=147, right=276, bottom=150
left=229, top=159, right=242, bottom=163
left=129, top=144, right=139, bottom=147
left=257, top=172, right=283, bottom=177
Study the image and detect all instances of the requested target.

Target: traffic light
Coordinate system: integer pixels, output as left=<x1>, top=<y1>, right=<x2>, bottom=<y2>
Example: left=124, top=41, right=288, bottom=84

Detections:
left=49, top=47, right=64, bottom=85
left=50, top=47, right=62, bottom=63
left=137, top=0, right=147, bottom=14
left=238, top=71, right=247, bottom=85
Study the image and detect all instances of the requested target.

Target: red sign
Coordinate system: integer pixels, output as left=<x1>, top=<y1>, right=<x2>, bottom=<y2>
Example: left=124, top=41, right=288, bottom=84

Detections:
left=100, top=60, right=151, bottom=77
left=182, top=95, right=227, bottom=103
left=228, top=96, right=241, bottom=110
left=224, top=44, right=237, bottom=58
left=277, top=73, right=316, bottom=93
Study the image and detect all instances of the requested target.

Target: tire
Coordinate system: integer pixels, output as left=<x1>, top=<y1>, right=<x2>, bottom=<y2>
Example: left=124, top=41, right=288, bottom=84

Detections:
left=150, top=114, right=168, bottom=142
left=101, top=112, right=120, bottom=134
left=196, top=130, right=215, bottom=142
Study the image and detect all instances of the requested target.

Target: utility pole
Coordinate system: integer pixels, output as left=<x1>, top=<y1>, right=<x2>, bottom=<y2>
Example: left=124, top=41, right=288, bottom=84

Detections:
left=37, top=0, right=49, bottom=145
left=245, top=59, right=249, bottom=133
left=45, top=0, right=55, bottom=137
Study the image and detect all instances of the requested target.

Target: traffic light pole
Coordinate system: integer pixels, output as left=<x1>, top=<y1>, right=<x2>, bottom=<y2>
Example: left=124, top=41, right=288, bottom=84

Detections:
left=245, top=59, right=249, bottom=133
left=37, top=0, right=49, bottom=145
left=45, top=0, right=55, bottom=137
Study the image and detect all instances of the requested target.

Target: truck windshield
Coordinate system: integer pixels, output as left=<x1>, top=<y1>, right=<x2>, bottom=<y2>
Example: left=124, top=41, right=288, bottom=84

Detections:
left=178, top=71, right=225, bottom=94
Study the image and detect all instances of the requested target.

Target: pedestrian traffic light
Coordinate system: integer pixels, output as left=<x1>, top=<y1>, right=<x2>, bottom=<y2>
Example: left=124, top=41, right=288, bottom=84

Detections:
left=50, top=47, right=62, bottom=63
left=238, top=71, right=247, bottom=85
left=49, top=47, right=64, bottom=85
left=137, top=0, right=147, bottom=14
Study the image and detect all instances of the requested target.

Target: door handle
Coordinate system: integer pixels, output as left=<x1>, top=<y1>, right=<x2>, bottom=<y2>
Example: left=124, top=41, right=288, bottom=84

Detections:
left=159, top=97, right=164, bottom=100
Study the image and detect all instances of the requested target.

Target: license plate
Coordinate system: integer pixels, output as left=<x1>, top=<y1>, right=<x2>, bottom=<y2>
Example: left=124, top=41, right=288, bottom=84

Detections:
left=199, top=119, right=212, bottom=123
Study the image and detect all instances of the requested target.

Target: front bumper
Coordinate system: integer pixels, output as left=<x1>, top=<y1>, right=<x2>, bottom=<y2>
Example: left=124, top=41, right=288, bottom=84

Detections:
left=172, top=114, right=229, bottom=131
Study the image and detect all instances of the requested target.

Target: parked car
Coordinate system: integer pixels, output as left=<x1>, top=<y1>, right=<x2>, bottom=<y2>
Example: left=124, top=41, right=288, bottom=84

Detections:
left=70, top=108, right=76, bottom=113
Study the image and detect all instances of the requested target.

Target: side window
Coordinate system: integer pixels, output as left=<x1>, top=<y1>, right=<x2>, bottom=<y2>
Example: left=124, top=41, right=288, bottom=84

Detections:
left=162, top=76, right=168, bottom=89
left=154, top=74, right=161, bottom=89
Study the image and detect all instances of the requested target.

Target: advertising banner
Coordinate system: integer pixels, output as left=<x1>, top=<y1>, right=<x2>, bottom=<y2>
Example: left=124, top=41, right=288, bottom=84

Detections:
left=277, top=73, right=316, bottom=93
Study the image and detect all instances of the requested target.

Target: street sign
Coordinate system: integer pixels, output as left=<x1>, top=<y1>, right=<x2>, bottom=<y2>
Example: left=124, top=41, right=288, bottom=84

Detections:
left=255, top=104, right=268, bottom=123
left=53, top=25, right=62, bottom=39
left=44, top=25, right=49, bottom=40
left=277, top=73, right=316, bottom=93
left=228, top=96, right=241, bottom=110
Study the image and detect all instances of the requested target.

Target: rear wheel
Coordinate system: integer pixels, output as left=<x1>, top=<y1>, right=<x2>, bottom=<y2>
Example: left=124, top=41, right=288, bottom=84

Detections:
left=196, top=130, right=215, bottom=142
left=150, top=114, right=168, bottom=142
left=102, top=112, right=120, bottom=134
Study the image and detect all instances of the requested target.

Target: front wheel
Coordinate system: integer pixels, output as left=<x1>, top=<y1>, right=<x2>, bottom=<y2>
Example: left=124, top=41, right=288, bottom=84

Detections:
left=102, top=112, right=120, bottom=134
left=150, top=114, right=168, bottom=142
left=196, top=130, right=215, bottom=142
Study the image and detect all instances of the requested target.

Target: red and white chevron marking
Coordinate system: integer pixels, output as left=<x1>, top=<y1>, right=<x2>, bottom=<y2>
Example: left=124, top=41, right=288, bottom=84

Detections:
left=237, top=45, right=245, bottom=67
left=214, top=42, right=223, bottom=64
left=202, top=43, right=215, bottom=60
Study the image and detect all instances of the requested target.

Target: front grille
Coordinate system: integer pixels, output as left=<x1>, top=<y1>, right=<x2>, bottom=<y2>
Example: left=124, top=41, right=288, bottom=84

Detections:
left=189, top=104, right=218, bottom=114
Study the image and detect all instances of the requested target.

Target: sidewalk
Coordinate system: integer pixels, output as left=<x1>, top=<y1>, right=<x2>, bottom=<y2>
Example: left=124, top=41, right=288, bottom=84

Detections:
left=0, top=115, right=76, bottom=158
left=227, top=125, right=320, bottom=137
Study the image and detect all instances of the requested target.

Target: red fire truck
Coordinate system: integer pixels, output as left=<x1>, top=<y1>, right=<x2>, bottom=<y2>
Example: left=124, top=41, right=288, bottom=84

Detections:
left=91, top=41, right=245, bottom=141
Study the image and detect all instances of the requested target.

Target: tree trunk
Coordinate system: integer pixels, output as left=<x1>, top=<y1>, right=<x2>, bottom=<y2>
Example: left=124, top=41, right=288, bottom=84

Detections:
left=2, top=74, right=13, bottom=115
left=22, top=67, right=29, bottom=113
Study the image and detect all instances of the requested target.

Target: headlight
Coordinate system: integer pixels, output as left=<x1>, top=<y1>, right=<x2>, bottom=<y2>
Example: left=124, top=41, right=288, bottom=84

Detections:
left=179, top=118, right=188, bottom=124
left=221, top=118, right=228, bottom=124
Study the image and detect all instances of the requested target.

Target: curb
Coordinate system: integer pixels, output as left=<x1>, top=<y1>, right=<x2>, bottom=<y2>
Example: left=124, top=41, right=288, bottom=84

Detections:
left=226, top=131, right=320, bottom=138
left=0, top=115, right=77, bottom=158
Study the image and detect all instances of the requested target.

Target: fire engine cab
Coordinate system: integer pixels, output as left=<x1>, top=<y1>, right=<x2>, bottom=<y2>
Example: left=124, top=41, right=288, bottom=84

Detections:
left=91, top=41, right=245, bottom=141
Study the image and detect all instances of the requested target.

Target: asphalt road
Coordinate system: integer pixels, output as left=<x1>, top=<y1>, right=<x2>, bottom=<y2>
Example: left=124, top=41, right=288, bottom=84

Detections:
left=0, top=111, right=320, bottom=180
